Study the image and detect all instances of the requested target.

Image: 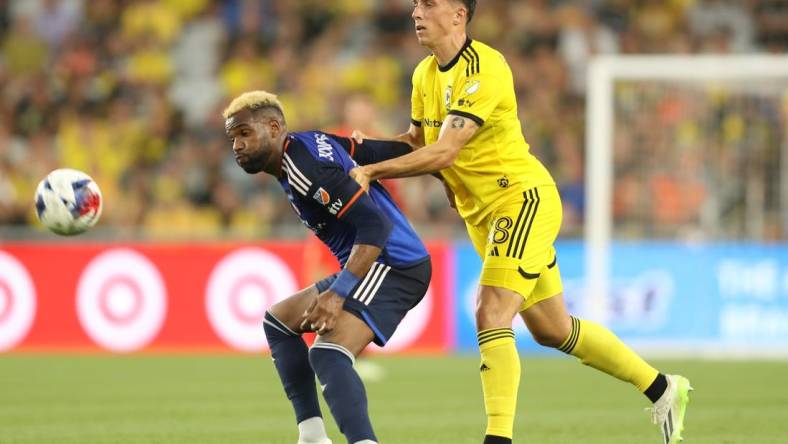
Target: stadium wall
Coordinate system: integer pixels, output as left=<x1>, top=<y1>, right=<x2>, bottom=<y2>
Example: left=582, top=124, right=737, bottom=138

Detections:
left=1, top=241, right=786, bottom=357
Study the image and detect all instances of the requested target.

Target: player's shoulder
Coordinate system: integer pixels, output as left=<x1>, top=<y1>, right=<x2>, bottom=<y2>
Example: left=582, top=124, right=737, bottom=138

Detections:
left=284, top=132, right=330, bottom=175
left=413, top=54, right=436, bottom=78
left=466, top=39, right=509, bottom=75
left=283, top=132, right=312, bottom=159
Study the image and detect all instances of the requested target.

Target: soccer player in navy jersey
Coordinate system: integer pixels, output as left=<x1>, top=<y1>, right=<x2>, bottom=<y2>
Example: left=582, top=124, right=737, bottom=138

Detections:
left=223, top=91, right=431, bottom=444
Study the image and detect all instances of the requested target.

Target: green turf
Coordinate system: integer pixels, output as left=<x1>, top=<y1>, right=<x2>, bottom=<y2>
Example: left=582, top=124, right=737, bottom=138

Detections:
left=1, top=355, right=787, bottom=443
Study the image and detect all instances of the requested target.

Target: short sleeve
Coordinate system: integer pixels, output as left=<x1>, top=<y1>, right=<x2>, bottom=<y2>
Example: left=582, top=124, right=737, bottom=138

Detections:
left=447, top=72, right=501, bottom=126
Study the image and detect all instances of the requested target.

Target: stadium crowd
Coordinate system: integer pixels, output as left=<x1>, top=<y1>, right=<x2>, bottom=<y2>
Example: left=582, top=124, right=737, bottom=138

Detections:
left=0, top=0, right=785, bottom=239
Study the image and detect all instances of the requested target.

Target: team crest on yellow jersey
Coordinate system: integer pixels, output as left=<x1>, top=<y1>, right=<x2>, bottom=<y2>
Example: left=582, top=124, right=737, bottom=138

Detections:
left=444, top=85, right=453, bottom=111
left=465, top=79, right=480, bottom=95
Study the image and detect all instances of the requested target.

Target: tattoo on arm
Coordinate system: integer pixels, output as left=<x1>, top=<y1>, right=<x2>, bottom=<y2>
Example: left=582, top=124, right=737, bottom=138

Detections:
left=450, top=117, right=465, bottom=129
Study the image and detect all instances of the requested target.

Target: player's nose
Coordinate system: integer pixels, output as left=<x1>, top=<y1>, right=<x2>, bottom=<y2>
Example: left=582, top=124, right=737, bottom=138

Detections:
left=232, top=140, right=244, bottom=153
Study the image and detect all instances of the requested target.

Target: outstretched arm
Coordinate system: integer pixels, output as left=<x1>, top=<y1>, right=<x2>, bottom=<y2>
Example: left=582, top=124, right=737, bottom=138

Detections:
left=330, top=135, right=414, bottom=165
left=350, top=114, right=479, bottom=189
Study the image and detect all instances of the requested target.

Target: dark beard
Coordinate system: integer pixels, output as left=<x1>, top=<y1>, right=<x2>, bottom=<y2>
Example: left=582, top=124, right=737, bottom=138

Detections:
left=240, top=144, right=272, bottom=174
left=241, top=161, right=264, bottom=174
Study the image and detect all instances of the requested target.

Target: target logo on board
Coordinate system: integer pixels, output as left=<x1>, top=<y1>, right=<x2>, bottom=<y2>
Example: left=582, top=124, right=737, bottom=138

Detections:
left=206, top=247, right=298, bottom=351
left=370, top=286, right=434, bottom=353
left=77, top=249, right=167, bottom=352
left=0, top=251, right=36, bottom=351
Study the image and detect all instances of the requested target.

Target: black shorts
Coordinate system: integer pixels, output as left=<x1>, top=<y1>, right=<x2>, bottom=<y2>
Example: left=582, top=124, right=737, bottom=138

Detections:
left=315, top=258, right=431, bottom=347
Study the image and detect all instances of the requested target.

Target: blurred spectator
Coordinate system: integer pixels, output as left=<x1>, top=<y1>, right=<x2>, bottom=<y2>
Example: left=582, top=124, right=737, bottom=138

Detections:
left=0, top=0, right=785, bottom=241
left=558, top=5, right=619, bottom=94
left=688, top=0, right=754, bottom=52
left=2, top=16, right=48, bottom=77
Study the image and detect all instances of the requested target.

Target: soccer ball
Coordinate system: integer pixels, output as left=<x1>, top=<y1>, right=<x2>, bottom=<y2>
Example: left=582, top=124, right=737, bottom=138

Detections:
left=35, top=168, right=103, bottom=236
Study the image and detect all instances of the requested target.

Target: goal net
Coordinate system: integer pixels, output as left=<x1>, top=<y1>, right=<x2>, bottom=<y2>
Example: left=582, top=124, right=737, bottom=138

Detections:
left=583, top=55, right=788, bottom=355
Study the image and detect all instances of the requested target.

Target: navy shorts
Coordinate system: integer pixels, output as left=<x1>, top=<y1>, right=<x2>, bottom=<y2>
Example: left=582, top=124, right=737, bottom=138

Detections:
left=315, top=258, right=431, bottom=347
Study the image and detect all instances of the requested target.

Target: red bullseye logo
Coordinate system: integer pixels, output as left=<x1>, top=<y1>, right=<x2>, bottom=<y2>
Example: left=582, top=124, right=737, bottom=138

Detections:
left=77, top=249, right=167, bottom=352
left=228, top=276, right=274, bottom=324
left=206, top=248, right=297, bottom=351
left=0, top=281, right=13, bottom=324
left=97, top=276, right=143, bottom=325
left=0, top=251, right=36, bottom=351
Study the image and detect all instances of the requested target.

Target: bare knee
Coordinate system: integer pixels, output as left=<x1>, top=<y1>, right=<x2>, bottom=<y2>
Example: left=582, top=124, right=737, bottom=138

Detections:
left=529, top=319, right=571, bottom=348
left=267, top=288, right=318, bottom=333
left=315, top=312, right=374, bottom=356
left=475, top=286, right=522, bottom=331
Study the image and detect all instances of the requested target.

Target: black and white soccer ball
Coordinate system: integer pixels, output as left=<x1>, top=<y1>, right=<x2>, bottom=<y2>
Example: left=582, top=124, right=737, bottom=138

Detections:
left=35, top=168, right=103, bottom=236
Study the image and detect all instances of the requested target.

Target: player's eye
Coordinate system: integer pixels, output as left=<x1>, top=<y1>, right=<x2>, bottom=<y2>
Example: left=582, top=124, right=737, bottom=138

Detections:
left=240, top=130, right=251, bottom=137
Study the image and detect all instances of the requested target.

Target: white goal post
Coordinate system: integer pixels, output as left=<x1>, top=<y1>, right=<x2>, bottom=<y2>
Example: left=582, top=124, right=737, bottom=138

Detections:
left=585, top=55, right=788, bottom=325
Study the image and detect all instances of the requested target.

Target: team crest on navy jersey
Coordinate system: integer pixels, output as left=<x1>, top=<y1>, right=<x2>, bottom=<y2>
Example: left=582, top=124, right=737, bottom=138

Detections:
left=313, top=187, right=330, bottom=205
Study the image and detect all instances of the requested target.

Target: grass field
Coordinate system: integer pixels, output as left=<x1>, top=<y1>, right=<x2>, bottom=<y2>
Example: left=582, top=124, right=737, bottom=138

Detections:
left=1, top=355, right=787, bottom=443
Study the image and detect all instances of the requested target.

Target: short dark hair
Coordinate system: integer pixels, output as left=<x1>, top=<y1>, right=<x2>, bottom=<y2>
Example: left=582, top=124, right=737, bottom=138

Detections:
left=458, top=0, right=476, bottom=23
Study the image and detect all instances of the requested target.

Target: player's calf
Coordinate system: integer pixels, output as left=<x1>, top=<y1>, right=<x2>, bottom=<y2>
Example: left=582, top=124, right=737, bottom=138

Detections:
left=309, top=342, right=377, bottom=444
left=263, top=311, right=329, bottom=444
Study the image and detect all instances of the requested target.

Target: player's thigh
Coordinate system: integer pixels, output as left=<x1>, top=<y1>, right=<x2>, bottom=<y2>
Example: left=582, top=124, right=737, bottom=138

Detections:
left=314, top=311, right=375, bottom=357
left=323, top=259, right=431, bottom=354
left=479, top=185, right=563, bottom=312
left=268, top=285, right=320, bottom=334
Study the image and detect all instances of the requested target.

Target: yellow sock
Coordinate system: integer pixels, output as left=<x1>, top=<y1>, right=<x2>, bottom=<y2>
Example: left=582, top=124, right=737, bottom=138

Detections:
left=559, top=316, right=658, bottom=392
left=478, top=328, right=520, bottom=439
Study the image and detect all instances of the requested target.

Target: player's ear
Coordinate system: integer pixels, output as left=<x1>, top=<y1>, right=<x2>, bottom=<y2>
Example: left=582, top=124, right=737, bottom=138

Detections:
left=268, top=118, right=283, bottom=138
left=454, top=5, right=465, bottom=25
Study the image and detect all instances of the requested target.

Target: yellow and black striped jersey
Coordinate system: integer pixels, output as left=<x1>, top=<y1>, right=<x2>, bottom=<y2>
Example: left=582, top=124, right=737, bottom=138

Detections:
left=411, top=38, right=555, bottom=225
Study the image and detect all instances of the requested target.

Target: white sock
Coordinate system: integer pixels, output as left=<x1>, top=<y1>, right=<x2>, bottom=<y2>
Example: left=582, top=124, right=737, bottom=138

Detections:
left=353, top=440, right=378, bottom=444
left=297, top=416, right=329, bottom=442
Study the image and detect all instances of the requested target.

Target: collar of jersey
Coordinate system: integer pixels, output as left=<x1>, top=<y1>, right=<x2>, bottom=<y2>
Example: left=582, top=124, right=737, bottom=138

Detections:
left=437, top=37, right=473, bottom=72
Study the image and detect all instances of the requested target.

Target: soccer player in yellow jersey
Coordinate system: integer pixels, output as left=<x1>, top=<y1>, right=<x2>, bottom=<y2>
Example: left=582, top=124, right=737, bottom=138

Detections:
left=350, top=1, right=692, bottom=443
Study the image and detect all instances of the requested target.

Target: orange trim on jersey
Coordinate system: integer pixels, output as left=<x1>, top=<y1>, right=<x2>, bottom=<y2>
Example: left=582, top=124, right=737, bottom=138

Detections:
left=337, top=188, right=365, bottom=218
left=349, top=138, right=356, bottom=157
left=278, top=138, right=292, bottom=177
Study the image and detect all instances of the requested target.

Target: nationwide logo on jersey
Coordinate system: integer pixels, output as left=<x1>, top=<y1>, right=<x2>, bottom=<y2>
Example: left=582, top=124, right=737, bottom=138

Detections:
left=313, top=187, right=330, bottom=205
left=444, top=85, right=453, bottom=111
left=422, top=118, right=442, bottom=128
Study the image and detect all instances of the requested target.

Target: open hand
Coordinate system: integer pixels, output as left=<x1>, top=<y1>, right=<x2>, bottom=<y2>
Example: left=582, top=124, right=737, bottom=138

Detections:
left=301, top=291, right=344, bottom=335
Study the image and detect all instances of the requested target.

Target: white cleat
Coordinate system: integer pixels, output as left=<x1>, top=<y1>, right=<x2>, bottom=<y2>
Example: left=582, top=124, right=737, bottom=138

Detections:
left=297, top=439, right=332, bottom=444
left=647, top=374, right=693, bottom=444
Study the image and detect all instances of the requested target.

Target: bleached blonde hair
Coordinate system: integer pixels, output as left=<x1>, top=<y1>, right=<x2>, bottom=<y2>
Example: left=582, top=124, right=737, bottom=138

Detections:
left=222, top=91, right=285, bottom=119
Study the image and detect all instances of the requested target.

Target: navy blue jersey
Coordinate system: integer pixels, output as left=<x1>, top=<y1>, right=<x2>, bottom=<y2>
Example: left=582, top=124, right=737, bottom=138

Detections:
left=278, top=131, right=428, bottom=268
